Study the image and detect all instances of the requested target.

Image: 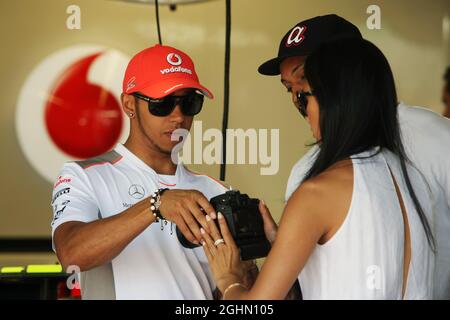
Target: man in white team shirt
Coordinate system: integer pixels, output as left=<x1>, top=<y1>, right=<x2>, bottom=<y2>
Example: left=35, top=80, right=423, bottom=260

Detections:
left=51, top=44, right=253, bottom=299
left=258, top=14, right=450, bottom=299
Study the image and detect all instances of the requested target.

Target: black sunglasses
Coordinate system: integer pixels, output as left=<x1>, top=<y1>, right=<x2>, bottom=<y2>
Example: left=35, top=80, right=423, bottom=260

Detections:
left=132, top=91, right=204, bottom=117
left=296, top=91, right=314, bottom=118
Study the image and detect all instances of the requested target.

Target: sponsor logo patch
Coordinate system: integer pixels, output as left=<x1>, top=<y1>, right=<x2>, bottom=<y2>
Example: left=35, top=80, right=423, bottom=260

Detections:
left=54, top=176, right=72, bottom=189
left=52, top=187, right=71, bottom=204
left=128, top=184, right=145, bottom=199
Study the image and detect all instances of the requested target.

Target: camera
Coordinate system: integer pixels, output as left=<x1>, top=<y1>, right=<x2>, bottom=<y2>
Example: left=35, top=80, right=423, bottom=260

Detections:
left=176, top=190, right=271, bottom=260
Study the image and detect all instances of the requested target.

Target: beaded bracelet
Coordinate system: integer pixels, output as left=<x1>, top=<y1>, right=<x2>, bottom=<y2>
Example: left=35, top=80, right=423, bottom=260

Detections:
left=150, top=188, right=169, bottom=228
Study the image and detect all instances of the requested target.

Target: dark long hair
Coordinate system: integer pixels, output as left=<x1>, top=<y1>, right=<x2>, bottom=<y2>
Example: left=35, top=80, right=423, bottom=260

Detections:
left=444, top=66, right=450, bottom=93
left=303, top=37, right=435, bottom=250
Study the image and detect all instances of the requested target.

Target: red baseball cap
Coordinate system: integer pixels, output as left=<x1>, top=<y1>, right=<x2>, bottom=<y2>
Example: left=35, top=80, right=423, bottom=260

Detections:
left=122, top=44, right=213, bottom=99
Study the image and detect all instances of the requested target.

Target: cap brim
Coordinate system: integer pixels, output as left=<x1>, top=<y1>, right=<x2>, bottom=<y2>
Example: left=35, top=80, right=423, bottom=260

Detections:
left=258, top=57, right=282, bottom=76
left=138, top=78, right=214, bottom=99
left=258, top=49, right=312, bottom=76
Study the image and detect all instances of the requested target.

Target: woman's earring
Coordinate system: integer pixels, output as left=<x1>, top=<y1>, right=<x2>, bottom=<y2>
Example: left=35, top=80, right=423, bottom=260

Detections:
left=129, top=113, right=134, bottom=118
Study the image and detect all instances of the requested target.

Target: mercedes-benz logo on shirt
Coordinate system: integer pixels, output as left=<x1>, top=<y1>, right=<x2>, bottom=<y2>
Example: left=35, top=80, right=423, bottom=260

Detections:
left=128, top=184, right=145, bottom=199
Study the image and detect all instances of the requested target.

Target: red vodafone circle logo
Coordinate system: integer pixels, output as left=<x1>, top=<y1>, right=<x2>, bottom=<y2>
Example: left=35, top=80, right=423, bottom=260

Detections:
left=166, top=53, right=182, bottom=66
left=16, top=45, right=130, bottom=182
left=45, top=52, right=122, bottom=158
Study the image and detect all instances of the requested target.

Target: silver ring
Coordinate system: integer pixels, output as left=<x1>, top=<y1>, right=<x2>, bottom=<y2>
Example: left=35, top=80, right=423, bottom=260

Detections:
left=214, top=238, right=225, bottom=247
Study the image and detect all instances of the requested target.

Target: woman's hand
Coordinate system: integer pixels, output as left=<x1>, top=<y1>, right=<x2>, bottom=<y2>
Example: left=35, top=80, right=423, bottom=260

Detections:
left=200, top=213, right=247, bottom=293
left=259, top=200, right=278, bottom=244
left=159, top=189, right=215, bottom=245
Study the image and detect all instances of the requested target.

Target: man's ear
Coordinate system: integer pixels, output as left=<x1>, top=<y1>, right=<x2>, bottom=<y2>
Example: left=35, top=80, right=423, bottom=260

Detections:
left=121, top=93, right=136, bottom=116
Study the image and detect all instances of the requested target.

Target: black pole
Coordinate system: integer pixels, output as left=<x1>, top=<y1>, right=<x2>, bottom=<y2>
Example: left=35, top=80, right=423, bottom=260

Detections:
left=220, top=0, right=231, bottom=181
left=155, top=0, right=162, bottom=44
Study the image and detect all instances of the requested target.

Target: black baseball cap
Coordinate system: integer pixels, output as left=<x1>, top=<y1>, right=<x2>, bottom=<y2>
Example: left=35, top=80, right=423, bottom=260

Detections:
left=258, top=14, right=362, bottom=76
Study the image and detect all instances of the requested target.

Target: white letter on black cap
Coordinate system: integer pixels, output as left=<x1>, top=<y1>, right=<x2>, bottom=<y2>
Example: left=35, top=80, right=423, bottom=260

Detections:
left=286, top=26, right=306, bottom=46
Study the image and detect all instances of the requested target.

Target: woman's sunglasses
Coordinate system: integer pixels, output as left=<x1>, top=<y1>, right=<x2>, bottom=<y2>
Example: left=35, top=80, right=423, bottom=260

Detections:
left=296, top=91, right=314, bottom=118
left=132, top=91, right=204, bottom=117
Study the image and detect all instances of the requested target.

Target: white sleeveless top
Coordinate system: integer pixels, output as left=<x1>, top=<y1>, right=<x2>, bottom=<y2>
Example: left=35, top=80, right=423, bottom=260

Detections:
left=298, top=148, right=436, bottom=299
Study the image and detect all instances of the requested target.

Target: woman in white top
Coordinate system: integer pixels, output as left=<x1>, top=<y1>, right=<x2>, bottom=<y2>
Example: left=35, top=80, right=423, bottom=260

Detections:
left=199, top=37, right=436, bottom=299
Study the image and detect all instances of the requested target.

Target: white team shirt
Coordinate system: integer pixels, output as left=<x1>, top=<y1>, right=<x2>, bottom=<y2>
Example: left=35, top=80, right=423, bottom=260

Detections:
left=286, top=103, right=450, bottom=299
left=51, top=143, right=228, bottom=299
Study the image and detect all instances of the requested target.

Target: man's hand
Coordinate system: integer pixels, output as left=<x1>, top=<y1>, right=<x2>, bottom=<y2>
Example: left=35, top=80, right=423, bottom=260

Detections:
left=241, top=260, right=259, bottom=289
left=259, top=200, right=278, bottom=244
left=159, top=189, right=216, bottom=245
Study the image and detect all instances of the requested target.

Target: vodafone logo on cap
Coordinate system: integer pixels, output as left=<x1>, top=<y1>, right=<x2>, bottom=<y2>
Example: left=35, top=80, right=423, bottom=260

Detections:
left=286, top=25, right=307, bottom=47
left=15, top=45, right=130, bottom=183
left=166, top=53, right=182, bottom=66
left=161, top=52, right=192, bottom=75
